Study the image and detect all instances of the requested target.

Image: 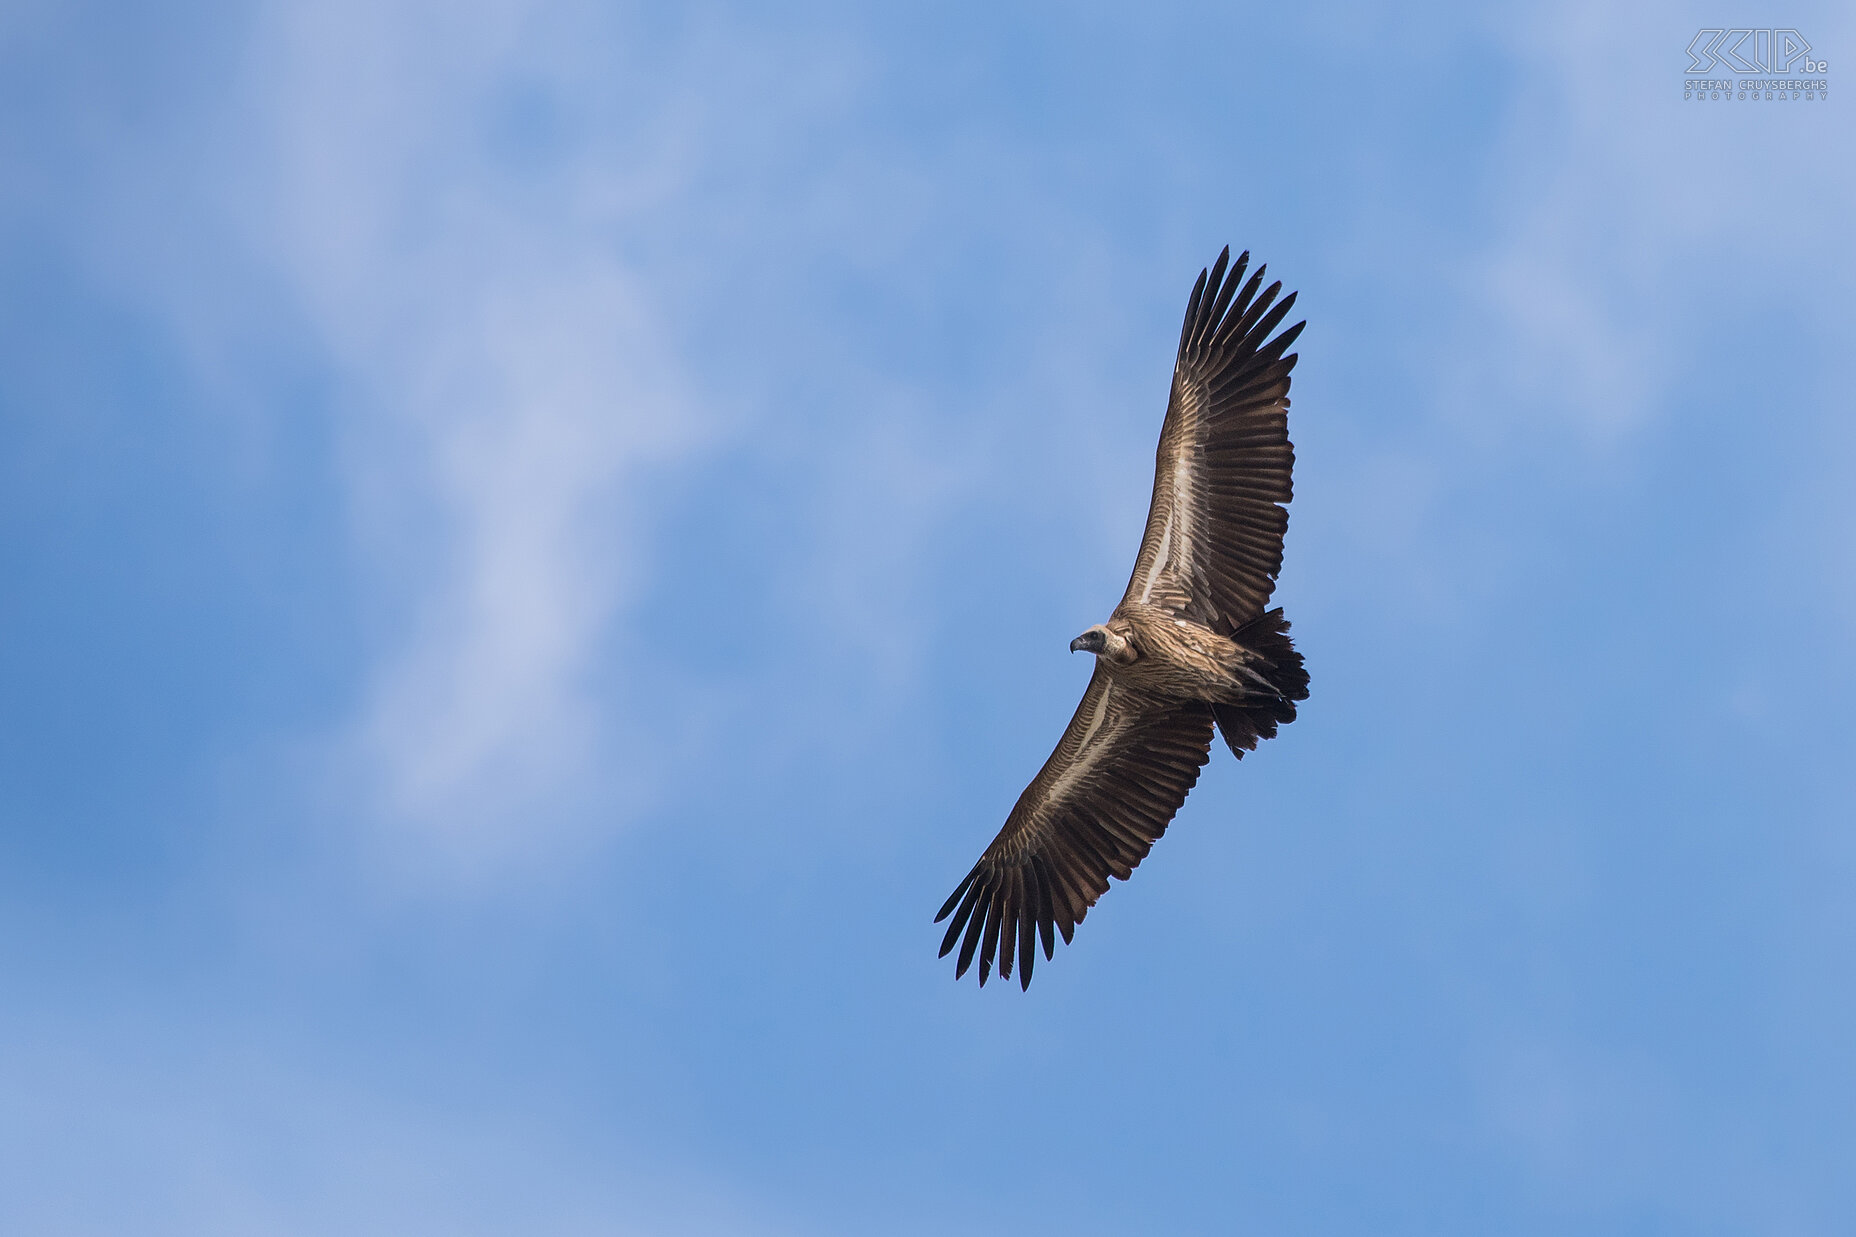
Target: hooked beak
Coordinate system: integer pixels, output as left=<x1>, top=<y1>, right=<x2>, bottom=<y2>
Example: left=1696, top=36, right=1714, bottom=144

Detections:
left=1070, top=630, right=1106, bottom=654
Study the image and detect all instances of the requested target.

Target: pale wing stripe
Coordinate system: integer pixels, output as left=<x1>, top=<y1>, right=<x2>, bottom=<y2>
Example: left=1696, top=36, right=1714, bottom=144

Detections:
left=1138, top=515, right=1172, bottom=602
left=1138, top=443, right=1197, bottom=604
left=1170, top=452, right=1196, bottom=588
left=1042, top=684, right=1118, bottom=805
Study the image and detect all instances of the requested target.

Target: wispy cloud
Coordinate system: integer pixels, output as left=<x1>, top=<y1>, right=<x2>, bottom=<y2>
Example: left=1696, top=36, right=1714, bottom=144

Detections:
left=231, top=3, right=724, bottom=861
left=1463, top=2, right=1855, bottom=436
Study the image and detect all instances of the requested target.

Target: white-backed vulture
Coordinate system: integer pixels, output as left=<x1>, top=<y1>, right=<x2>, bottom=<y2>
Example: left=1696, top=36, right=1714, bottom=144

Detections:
left=935, top=247, right=1310, bottom=989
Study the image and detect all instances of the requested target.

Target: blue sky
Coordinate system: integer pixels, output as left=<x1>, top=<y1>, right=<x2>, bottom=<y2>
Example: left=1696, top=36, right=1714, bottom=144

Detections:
left=3, top=1, right=1853, bottom=1232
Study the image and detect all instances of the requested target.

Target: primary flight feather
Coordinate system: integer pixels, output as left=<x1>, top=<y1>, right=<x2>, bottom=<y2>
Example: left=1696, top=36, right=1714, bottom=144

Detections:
left=935, top=246, right=1310, bottom=990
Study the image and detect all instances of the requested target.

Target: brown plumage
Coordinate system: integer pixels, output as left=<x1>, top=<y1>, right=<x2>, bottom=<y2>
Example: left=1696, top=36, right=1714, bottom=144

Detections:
left=935, top=247, right=1310, bottom=989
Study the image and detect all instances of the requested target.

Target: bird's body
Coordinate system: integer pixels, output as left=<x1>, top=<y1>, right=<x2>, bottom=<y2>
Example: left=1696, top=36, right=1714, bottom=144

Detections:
left=936, top=246, right=1310, bottom=988
left=1086, top=604, right=1274, bottom=702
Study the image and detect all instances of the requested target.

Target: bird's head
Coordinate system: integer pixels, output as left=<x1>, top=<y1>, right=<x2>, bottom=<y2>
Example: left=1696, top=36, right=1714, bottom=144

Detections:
left=1070, top=625, right=1134, bottom=663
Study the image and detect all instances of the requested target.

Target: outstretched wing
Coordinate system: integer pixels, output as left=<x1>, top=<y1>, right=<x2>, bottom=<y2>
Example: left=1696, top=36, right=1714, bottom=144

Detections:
left=934, top=666, right=1214, bottom=989
left=1120, top=247, right=1304, bottom=633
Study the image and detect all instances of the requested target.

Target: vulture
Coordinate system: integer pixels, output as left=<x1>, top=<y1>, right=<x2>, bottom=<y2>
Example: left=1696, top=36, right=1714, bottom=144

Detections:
left=935, top=247, right=1310, bottom=989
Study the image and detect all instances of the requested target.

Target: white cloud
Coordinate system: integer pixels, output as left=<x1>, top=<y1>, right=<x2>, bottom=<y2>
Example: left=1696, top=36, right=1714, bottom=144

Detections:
left=34, top=0, right=1018, bottom=872
left=1462, top=2, right=1855, bottom=436
left=229, top=2, right=715, bottom=861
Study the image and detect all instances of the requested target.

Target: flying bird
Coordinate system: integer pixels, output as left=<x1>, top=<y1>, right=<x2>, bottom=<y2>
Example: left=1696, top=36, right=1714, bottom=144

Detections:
left=935, top=247, right=1310, bottom=990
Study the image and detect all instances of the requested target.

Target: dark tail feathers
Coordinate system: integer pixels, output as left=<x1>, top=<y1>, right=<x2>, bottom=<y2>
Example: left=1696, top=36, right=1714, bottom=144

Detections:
left=1212, top=608, right=1309, bottom=759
